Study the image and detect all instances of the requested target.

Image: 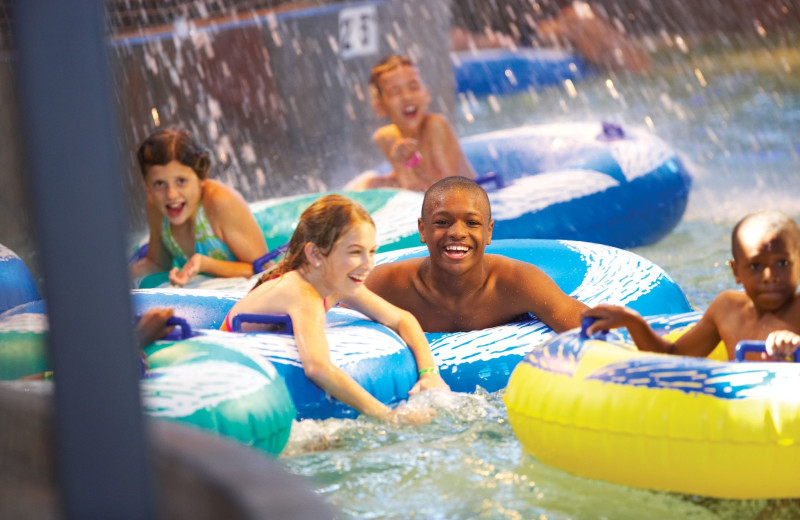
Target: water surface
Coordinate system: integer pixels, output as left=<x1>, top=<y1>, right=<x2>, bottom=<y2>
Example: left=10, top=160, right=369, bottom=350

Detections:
left=280, top=35, right=800, bottom=520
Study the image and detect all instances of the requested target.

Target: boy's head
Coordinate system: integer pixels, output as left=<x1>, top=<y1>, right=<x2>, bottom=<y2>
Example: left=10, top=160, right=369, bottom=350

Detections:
left=729, top=210, right=800, bottom=311
left=421, top=176, right=491, bottom=221
left=418, top=177, right=493, bottom=271
left=369, top=55, right=431, bottom=128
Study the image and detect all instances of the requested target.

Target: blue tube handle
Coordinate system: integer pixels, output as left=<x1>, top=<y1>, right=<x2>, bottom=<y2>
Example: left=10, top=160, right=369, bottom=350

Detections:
left=475, top=172, right=505, bottom=190
left=231, top=313, right=293, bottom=334
left=580, top=316, right=608, bottom=340
left=165, top=316, right=192, bottom=340
left=252, top=242, right=289, bottom=274
left=734, top=340, right=800, bottom=362
left=135, top=313, right=191, bottom=340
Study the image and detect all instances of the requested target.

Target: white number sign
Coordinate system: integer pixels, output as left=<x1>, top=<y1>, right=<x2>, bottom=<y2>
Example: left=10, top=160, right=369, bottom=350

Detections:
left=338, top=5, right=378, bottom=59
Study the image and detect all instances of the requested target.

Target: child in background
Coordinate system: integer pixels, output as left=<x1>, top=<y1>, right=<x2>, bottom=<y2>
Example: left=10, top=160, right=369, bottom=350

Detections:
left=584, top=210, right=800, bottom=360
left=221, top=194, right=449, bottom=424
left=347, top=54, right=476, bottom=191
left=130, top=128, right=267, bottom=286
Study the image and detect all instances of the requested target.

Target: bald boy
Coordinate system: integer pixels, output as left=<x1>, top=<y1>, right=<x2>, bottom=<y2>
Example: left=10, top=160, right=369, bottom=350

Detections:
left=585, top=210, right=800, bottom=360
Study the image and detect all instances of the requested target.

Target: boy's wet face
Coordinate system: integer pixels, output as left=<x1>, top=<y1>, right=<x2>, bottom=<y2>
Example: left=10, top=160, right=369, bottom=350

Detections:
left=375, top=66, right=431, bottom=133
left=419, top=188, right=493, bottom=273
left=731, top=227, right=800, bottom=312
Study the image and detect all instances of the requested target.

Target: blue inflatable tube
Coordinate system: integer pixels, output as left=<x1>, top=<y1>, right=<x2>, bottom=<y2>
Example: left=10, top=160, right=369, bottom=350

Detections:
left=462, top=123, right=692, bottom=248
left=452, top=48, right=591, bottom=97
left=360, top=122, right=691, bottom=250
left=202, top=309, right=417, bottom=420
left=378, top=239, right=693, bottom=393
left=2, top=239, right=693, bottom=421
left=0, top=244, right=40, bottom=314
left=129, top=239, right=691, bottom=417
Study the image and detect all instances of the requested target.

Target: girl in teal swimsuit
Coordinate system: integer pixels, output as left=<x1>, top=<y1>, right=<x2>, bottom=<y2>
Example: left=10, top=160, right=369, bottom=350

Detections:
left=130, top=128, right=268, bottom=286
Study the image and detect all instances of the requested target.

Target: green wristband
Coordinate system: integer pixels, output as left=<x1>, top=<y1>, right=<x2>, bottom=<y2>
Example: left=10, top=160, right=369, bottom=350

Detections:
left=418, top=367, right=439, bottom=376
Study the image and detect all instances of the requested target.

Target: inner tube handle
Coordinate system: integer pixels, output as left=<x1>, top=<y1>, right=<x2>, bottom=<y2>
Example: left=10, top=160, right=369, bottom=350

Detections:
left=734, top=340, right=800, bottom=362
left=231, top=313, right=294, bottom=334
left=165, top=316, right=192, bottom=340
left=580, top=316, right=607, bottom=339
left=475, top=172, right=505, bottom=190
left=252, top=242, right=290, bottom=274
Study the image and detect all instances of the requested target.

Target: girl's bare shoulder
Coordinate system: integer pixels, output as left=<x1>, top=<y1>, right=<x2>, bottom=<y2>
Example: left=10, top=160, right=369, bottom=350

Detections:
left=202, top=179, right=250, bottom=218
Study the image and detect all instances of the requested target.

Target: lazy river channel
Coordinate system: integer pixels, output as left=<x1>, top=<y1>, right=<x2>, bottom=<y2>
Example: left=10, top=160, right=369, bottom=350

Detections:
left=279, top=32, right=800, bottom=520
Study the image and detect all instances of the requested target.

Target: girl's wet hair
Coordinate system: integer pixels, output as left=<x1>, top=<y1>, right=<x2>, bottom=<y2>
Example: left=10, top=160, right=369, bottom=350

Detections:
left=137, top=128, right=211, bottom=180
left=252, top=194, right=375, bottom=290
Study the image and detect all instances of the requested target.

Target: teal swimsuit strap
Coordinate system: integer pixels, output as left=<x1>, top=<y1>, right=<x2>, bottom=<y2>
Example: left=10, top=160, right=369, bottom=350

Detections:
left=193, top=205, right=236, bottom=262
left=161, top=204, right=237, bottom=268
left=161, top=215, right=189, bottom=266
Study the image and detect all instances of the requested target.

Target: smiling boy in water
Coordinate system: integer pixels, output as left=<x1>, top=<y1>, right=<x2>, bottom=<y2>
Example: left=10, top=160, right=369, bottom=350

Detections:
left=584, top=210, right=800, bottom=360
left=347, top=54, right=475, bottom=191
left=365, top=176, right=586, bottom=332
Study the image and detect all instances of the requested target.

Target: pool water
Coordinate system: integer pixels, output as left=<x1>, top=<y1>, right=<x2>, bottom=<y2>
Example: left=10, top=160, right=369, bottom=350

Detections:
left=280, top=34, right=800, bottom=519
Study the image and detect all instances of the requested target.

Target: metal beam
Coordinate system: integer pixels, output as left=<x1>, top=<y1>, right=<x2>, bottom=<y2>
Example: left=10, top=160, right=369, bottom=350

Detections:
left=13, top=1, right=155, bottom=517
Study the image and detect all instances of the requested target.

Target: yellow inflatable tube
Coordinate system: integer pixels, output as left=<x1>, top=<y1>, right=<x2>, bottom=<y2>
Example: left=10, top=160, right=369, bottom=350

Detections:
left=504, top=313, right=800, bottom=499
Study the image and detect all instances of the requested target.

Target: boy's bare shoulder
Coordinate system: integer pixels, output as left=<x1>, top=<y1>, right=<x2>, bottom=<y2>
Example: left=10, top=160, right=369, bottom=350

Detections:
left=486, top=254, right=544, bottom=276
left=368, top=257, right=424, bottom=286
left=484, top=254, right=549, bottom=290
left=421, top=113, right=455, bottom=135
left=706, top=289, right=750, bottom=316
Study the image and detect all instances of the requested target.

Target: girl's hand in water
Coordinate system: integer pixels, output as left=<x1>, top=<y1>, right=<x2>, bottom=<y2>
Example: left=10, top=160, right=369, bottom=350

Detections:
left=169, top=254, right=203, bottom=286
left=409, top=373, right=449, bottom=395
left=764, top=330, right=800, bottom=361
left=383, top=402, right=436, bottom=426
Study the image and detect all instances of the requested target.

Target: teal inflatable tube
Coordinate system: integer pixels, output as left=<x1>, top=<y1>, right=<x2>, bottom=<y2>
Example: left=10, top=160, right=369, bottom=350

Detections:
left=0, top=308, right=296, bottom=456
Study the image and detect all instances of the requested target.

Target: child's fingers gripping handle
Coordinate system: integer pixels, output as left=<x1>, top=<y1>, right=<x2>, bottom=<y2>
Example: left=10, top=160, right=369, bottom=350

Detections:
left=735, top=340, right=800, bottom=362
left=580, top=316, right=608, bottom=339
left=165, top=316, right=192, bottom=340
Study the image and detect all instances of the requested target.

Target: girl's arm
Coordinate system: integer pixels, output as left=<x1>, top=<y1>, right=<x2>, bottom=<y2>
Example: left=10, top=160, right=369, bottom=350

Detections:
left=205, top=181, right=268, bottom=263
left=343, top=288, right=449, bottom=393
left=288, top=290, right=395, bottom=419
